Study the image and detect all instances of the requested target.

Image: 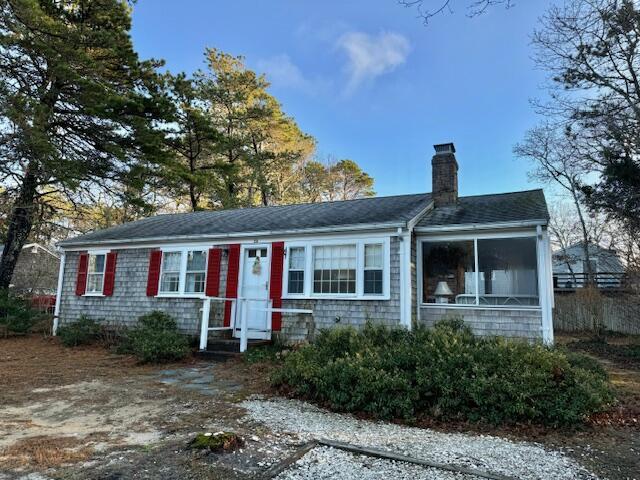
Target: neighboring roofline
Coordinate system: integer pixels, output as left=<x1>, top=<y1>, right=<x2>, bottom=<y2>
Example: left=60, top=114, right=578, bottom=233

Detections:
left=0, top=243, right=59, bottom=259
left=561, top=241, right=619, bottom=253
left=23, top=243, right=60, bottom=259
left=414, top=219, right=548, bottom=234
left=57, top=220, right=409, bottom=250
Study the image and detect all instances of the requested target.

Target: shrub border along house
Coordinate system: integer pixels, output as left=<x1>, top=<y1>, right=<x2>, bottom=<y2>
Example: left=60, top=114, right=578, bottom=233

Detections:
left=120, top=311, right=190, bottom=363
left=57, top=311, right=190, bottom=363
left=272, top=322, right=614, bottom=426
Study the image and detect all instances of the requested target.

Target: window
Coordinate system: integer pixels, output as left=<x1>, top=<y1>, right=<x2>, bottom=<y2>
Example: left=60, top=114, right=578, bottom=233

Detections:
left=423, top=241, right=475, bottom=304
left=86, top=253, right=106, bottom=294
left=313, top=245, right=356, bottom=294
left=364, top=244, right=383, bottom=294
left=283, top=238, right=389, bottom=299
left=248, top=248, right=267, bottom=258
left=287, top=247, right=305, bottom=294
left=158, top=249, right=208, bottom=295
left=185, top=251, right=206, bottom=293
left=160, top=251, right=181, bottom=293
left=422, top=236, right=540, bottom=307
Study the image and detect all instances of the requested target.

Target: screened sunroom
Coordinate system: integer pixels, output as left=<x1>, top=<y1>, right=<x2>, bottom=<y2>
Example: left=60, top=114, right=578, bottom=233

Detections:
left=416, top=227, right=554, bottom=344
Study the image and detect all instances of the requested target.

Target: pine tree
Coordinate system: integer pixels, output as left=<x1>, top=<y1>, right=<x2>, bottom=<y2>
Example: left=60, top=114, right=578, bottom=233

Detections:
left=0, top=0, right=170, bottom=288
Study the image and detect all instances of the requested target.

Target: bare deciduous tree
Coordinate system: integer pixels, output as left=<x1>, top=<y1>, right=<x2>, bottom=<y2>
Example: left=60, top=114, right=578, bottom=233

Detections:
left=514, top=124, right=598, bottom=283
left=398, top=0, right=514, bottom=23
left=530, top=0, right=640, bottom=235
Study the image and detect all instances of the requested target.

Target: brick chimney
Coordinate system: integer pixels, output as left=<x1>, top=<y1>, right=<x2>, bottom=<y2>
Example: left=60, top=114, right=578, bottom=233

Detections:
left=431, top=143, right=458, bottom=207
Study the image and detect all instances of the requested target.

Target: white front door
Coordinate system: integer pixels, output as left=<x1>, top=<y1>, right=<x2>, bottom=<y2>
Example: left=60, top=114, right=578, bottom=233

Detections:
left=236, top=246, right=271, bottom=339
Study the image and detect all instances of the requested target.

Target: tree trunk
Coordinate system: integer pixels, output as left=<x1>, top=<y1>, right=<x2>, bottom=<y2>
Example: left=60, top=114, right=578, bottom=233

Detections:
left=570, top=186, right=594, bottom=286
left=189, top=183, right=198, bottom=212
left=189, top=155, right=198, bottom=212
left=0, top=167, right=39, bottom=290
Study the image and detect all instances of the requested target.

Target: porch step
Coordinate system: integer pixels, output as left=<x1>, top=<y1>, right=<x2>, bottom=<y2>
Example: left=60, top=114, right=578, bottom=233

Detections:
left=206, top=338, right=272, bottom=353
left=194, top=350, right=242, bottom=362
left=195, top=338, right=272, bottom=362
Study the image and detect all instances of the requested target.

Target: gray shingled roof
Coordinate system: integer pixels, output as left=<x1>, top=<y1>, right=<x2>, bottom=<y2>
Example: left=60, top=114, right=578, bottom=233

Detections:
left=416, top=189, right=549, bottom=229
left=60, top=193, right=433, bottom=246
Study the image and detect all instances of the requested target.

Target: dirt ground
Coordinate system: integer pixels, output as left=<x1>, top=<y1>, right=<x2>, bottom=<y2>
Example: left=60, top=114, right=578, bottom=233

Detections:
left=0, top=334, right=638, bottom=480
left=549, top=333, right=640, bottom=480
left=0, top=335, right=274, bottom=479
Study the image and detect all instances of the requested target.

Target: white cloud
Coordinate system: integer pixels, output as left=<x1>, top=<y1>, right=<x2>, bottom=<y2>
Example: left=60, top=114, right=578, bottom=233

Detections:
left=257, top=54, right=309, bottom=90
left=337, top=31, right=411, bottom=94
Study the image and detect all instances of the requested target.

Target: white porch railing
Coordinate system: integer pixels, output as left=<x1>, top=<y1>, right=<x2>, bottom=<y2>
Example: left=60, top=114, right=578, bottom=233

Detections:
left=199, top=297, right=312, bottom=353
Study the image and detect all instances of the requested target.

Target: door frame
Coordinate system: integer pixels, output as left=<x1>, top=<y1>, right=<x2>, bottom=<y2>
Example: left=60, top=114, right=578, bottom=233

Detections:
left=234, top=243, right=272, bottom=340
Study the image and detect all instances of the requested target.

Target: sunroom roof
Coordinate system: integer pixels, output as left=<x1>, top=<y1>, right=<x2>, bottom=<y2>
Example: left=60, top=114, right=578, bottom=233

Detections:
left=416, top=189, right=549, bottom=228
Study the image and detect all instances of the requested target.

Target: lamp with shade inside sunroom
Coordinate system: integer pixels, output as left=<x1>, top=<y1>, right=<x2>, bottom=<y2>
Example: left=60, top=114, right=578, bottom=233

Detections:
left=434, top=281, right=453, bottom=304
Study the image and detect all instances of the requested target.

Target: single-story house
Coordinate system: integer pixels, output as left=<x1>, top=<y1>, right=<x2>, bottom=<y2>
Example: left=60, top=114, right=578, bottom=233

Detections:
left=54, top=143, right=555, bottom=345
left=1, top=242, right=60, bottom=295
left=553, top=242, right=625, bottom=290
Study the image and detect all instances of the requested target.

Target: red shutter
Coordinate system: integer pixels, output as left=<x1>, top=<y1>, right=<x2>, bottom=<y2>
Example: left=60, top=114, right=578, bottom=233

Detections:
left=75, top=253, right=88, bottom=296
left=223, top=244, right=241, bottom=327
left=205, top=248, right=222, bottom=296
left=146, top=250, right=162, bottom=297
left=269, top=242, right=285, bottom=331
left=103, top=252, right=118, bottom=296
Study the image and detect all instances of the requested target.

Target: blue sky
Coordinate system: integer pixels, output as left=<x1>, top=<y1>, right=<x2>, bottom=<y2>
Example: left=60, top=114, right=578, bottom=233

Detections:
left=131, top=1, right=554, bottom=198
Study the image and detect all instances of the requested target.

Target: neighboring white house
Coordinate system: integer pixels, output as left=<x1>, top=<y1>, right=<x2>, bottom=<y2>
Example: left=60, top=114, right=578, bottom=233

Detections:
left=553, top=242, right=625, bottom=289
left=54, top=143, right=555, bottom=346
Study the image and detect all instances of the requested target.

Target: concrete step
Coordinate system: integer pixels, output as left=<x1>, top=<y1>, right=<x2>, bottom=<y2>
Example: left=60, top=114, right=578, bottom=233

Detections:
left=194, top=350, right=241, bottom=362
left=206, top=338, right=271, bottom=353
left=195, top=338, right=272, bottom=361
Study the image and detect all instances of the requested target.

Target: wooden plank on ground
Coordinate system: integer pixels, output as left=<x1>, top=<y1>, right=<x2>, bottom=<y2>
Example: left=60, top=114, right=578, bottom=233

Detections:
left=318, top=438, right=517, bottom=480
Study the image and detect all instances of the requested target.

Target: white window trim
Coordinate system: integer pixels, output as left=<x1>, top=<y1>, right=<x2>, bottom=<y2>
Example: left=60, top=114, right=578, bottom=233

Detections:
left=282, top=237, right=391, bottom=301
left=285, top=246, right=306, bottom=296
left=156, top=247, right=208, bottom=298
left=363, top=243, right=385, bottom=295
left=418, top=231, right=542, bottom=310
left=83, top=249, right=110, bottom=297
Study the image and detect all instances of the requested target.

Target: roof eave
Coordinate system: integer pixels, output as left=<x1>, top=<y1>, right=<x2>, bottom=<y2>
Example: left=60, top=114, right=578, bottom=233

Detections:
left=57, top=220, right=409, bottom=250
left=415, top=218, right=549, bottom=234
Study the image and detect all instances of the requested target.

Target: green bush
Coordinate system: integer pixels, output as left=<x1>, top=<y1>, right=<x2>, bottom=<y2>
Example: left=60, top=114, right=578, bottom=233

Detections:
left=0, top=290, right=39, bottom=335
left=244, top=340, right=288, bottom=364
left=123, top=311, right=190, bottom=363
left=137, top=311, right=179, bottom=331
left=57, top=316, right=101, bottom=346
left=272, top=322, right=615, bottom=426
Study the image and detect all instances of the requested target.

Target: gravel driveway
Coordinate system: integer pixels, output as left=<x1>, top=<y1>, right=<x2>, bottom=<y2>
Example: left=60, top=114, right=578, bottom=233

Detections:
left=241, top=398, right=598, bottom=480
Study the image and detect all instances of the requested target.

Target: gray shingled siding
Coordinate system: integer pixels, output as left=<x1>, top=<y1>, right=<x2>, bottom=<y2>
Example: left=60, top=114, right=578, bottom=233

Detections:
left=59, top=239, right=403, bottom=340
left=278, top=236, right=403, bottom=342
left=59, top=248, right=230, bottom=335
left=59, top=239, right=541, bottom=343
left=419, top=307, right=543, bottom=341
